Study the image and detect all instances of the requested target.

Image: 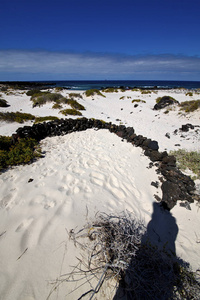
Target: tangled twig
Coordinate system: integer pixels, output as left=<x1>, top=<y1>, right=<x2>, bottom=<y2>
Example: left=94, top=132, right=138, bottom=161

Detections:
left=48, top=211, right=200, bottom=299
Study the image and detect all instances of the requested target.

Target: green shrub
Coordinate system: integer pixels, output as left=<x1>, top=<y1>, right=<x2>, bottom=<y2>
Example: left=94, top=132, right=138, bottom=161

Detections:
left=0, top=99, right=10, bottom=107
left=179, top=100, right=200, bottom=112
left=52, top=103, right=62, bottom=109
left=0, top=137, right=40, bottom=171
left=0, top=111, right=35, bottom=123
left=140, top=90, right=151, bottom=94
left=85, top=89, right=105, bottom=97
left=69, top=93, right=82, bottom=98
left=66, top=99, right=85, bottom=110
left=186, top=92, right=193, bottom=97
left=31, top=92, right=64, bottom=107
left=0, top=86, right=8, bottom=92
left=26, top=89, right=41, bottom=96
left=119, top=96, right=125, bottom=100
left=102, top=87, right=118, bottom=93
left=132, top=99, right=146, bottom=103
left=34, top=116, right=59, bottom=123
left=0, top=136, right=12, bottom=151
left=55, top=87, right=63, bottom=92
left=170, top=149, right=200, bottom=179
left=156, top=96, right=176, bottom=104
left=60, top=109, right=82, bottom=116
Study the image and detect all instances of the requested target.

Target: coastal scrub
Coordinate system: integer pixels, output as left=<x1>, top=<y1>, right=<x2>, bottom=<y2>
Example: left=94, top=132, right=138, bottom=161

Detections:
left=0, top=136, right=41, bottom=171
left=0, top=111, right=35, bottom=123
left=170, top=149, right=200, bottom=179
left=179, top=100, right=200, bottom=113
left=85, top=89, right=105, bottom=97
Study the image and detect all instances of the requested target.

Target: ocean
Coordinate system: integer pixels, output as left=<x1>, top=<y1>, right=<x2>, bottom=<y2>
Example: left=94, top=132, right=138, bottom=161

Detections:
left=49, top=80, right=200, bottom=90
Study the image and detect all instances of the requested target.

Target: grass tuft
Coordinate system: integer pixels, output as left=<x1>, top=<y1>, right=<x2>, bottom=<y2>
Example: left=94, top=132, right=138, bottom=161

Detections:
left=179, top=100, right=200, bottom=113
left=60, top=109, right=82, bottom=116
left=34, top=116, right=59, bottom=123
left=170, top=149, right=200, bottom=179
left=85, top=89, right=105, bottom=97
left=0, top=111, right=35, bottom=123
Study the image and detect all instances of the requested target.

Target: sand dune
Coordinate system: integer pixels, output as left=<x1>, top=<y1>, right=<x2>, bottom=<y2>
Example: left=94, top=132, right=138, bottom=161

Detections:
left=0, top=87, right=200, bottom=299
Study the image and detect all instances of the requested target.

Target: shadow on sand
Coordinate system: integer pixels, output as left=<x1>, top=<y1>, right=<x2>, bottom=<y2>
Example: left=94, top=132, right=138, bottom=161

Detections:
left=113, top=202, right=186, bottom=300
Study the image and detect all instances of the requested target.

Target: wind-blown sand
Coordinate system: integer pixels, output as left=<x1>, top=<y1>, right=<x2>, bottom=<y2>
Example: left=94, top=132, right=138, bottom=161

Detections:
left=0, top=87, right=200, bottom=299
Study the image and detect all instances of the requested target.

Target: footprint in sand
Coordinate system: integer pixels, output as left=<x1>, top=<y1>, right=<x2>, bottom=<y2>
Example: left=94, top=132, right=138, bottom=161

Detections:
left=15, top=217, right=34, bottom=232
left=90, top=171, right=106, bottom=186
left=0, top=194, right=13, bottom=208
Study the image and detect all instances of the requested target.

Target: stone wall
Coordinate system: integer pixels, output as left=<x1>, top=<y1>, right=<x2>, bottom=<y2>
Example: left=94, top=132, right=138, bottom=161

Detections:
left=12, top=117, right=198, bottom=210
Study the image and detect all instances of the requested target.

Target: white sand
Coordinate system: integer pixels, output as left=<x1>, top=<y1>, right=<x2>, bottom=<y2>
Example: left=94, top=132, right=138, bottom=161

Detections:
left=0, top=87, right=200, bottom=299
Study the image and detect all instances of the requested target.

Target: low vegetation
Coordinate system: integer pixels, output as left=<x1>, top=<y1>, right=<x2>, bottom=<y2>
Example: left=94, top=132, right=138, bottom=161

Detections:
left=34, top=116, right=59, bottom=123
left=85, top=89, right=105, bottom=97
left=132, top=99, right=146, bottom=103
left=0, top=111, right=35, bottom=123
left=55, top=87, right=63, bottom=92
left=60, top=109, right=82, bottom=116
left=52, top=103, right=62, bottom=109
left=179, top=100, right=200, bottom=113
left=101, top=87, right=118, bottom=93
left=186, top=92, right=193, bottom=97
left=0, top=111, right=60, bottom=124
left=156, top=96, right=177, bottom=104
left=170, top=149, right=200, bottom=179
left=0, top=136, right=41, bottom=171
left=0, top=99, right=10, bottom=107
left=140, top=90, right=151, bottom=94
left=69, top=93, right=82, bottom=98
left=26, top=89, right=41, bottom=96
left=30, top=92, right=64, bottom=107
left=66, top=99, right=85, bottom=110
left=65, top=212, right=200, bottom=299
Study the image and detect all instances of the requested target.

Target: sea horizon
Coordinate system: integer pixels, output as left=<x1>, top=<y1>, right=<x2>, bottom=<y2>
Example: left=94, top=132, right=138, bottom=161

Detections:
left=1, top=79, right=200, bottom=90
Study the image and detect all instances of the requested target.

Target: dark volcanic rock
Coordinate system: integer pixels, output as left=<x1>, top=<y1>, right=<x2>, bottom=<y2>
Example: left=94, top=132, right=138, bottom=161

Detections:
left=153, top=96, right=179, bottom=110
left=180, top=123, right=195, bottom=132
left=148, top=140, right=159, bottom=151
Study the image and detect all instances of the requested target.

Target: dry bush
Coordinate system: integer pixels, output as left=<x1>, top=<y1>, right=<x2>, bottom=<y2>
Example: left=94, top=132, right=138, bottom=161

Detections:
left=50, top=212, right=200, bottom=299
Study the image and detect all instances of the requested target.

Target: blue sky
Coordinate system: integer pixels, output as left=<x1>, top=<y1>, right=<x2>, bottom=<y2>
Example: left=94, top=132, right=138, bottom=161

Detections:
left=0, top=0, right=200, bottom=81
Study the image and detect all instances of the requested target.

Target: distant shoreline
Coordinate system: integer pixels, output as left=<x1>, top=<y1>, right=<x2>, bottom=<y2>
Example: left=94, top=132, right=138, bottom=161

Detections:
left=1, top=79, right=200, bottom=90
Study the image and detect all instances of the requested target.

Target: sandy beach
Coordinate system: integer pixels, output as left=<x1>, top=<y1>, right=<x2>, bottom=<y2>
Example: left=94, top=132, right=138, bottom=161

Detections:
left=0, top=86, right=200, bottom=299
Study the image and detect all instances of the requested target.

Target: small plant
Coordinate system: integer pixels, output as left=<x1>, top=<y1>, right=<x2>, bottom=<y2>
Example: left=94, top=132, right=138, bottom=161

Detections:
left=52, top=103, right=62, bottom=109
left=0, top=111, right=35, bottom=123
left=170, top=149, right=200, bottom=179
left=55, top=87, right=63, bottom=92
left=34, top=116, right=59, bottom=123
left=31, top=92, right=64, bottom=107
left=0, top=86, right=8, bottom=92
left=185, top=91, right=193, bottom=96
left=179, top=100, right=200, bottom=113
left=156, top=96, right=176, bottom=104
left=0, top=136, right=40, bottom=171
left=60, top=109, right=82, bottom=116
left=85, top=89, right=105, bottom=97
left=69, top=93, right=82, bottom=98
left=119, top=96, right=125, bottom=100
left=102, top=87, right=118, bottom=93
left=66, top=99, right=85, bottom=110
left=0, top=99, right=10, bottom=107
left=140, top=89, right=151, bottom=94
left=132, top=99, right=146, bottom=103
left=26, top=89, right=41, bottom=96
